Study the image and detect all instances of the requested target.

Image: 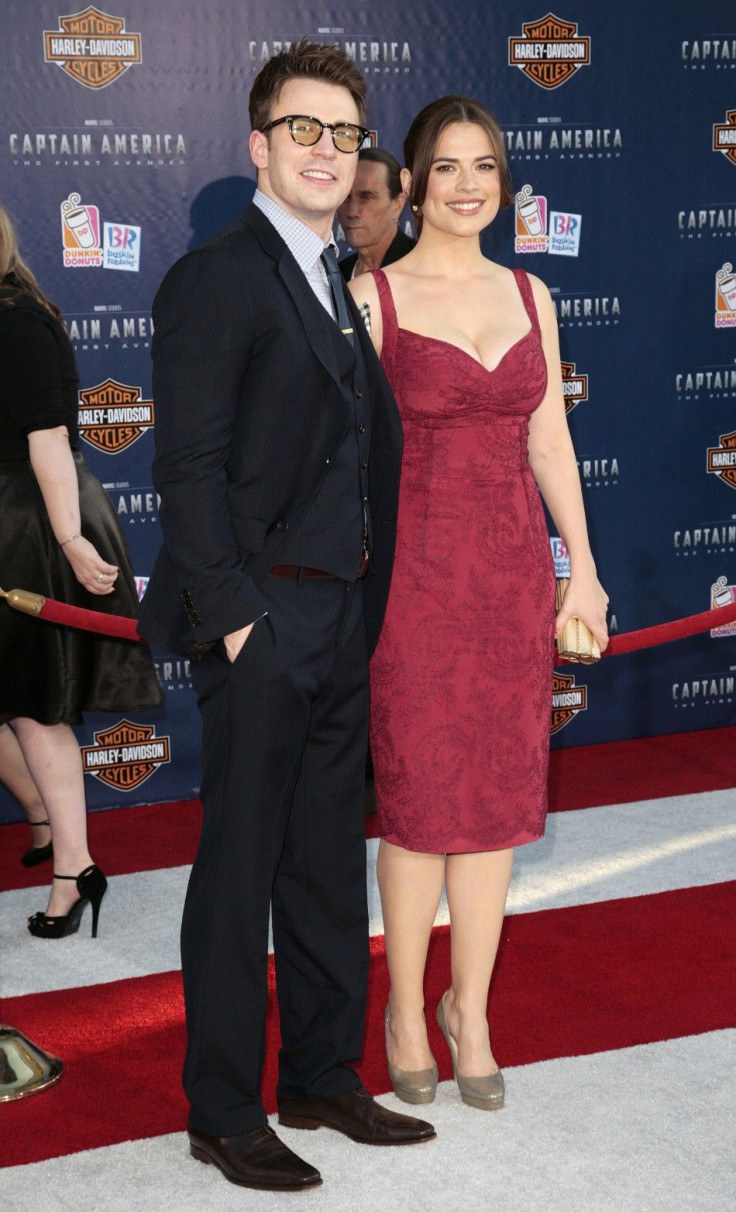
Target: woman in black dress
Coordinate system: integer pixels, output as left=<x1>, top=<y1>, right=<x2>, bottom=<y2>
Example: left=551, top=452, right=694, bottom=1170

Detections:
left=0, top=204, right=162, bottom=937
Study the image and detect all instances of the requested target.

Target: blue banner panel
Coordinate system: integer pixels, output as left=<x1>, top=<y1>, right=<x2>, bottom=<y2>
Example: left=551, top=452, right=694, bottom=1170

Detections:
left=1, top=2, right=734, bottom=819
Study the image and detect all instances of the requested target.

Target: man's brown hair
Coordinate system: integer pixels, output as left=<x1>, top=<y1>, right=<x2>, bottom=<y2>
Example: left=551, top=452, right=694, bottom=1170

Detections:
left=249, top=38, right=367, bottom=131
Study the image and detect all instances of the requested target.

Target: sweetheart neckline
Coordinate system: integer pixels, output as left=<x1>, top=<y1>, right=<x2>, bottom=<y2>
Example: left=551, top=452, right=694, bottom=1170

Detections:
left=396, top=324, right=536, bottom=376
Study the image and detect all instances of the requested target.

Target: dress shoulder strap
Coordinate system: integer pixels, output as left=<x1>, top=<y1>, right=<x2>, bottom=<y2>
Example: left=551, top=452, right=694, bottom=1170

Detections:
left=512, top=268, right=542, bottom=333
left=371, top=268, right=399, bottom=368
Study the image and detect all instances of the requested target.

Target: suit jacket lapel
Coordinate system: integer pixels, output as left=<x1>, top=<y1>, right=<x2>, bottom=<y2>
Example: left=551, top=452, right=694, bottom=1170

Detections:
left=245, top=204, right=342, bottom=389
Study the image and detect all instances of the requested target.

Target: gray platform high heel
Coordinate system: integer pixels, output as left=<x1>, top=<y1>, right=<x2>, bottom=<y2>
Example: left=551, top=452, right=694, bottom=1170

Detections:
left=385, top=1006, right=438, bottom=1105
left=436, top=990, right=504, bottom=1111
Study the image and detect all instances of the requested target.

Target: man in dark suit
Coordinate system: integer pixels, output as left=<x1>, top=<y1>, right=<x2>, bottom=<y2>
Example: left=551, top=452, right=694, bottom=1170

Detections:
left=138, top=41, right=433, bottom=1192
left=338, top=147, right=416, bottom=280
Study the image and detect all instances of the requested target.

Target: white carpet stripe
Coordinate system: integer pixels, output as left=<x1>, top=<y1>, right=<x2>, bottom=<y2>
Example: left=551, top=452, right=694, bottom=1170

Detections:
left=3, top=1031, right=733, bottom=1212
left=3, top=789, right=735, bottom=999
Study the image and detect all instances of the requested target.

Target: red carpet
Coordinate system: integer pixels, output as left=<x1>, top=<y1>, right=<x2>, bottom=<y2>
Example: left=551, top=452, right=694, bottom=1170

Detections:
left=2, top=726, right=734, bottom=887
left=3, top=880, right=735, bottom=1167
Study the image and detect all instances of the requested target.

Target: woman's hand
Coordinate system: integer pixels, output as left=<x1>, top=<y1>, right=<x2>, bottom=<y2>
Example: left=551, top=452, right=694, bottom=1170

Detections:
left=555, top=568, right=609, bottom=652
left=62, top=536, right=119, bottom=596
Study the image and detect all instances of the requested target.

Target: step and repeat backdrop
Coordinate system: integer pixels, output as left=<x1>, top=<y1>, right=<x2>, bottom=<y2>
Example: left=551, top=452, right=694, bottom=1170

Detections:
left=1, top=1, right=734, bottom=816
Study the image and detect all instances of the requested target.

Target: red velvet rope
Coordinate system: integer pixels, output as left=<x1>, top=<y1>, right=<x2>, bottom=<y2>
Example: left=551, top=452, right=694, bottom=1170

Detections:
left=603, top=600, right=736, bottom=657
left=11, top=595, right=736, bottom=655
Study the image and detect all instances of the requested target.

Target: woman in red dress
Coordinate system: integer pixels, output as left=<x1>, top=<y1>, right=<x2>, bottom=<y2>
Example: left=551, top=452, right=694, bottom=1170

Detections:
left=350, top=98, right=608, bottom=1110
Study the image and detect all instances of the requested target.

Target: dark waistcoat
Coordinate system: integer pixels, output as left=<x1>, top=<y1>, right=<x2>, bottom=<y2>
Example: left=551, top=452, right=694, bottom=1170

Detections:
left=274, top=310, right=372, bottom=580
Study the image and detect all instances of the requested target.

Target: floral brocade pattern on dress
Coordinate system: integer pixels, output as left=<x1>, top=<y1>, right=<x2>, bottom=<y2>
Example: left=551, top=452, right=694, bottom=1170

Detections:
left=370, top=268, right=556, bottom=853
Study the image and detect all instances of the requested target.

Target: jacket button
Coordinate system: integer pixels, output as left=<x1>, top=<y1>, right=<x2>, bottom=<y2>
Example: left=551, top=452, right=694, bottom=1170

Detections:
left=361, top=458, right=368, bottom=469
left=359, top=423, right=366, bottom=433
left=356, top=388, right=363, bottom=399
left=276, top=519, right=289, bottom=531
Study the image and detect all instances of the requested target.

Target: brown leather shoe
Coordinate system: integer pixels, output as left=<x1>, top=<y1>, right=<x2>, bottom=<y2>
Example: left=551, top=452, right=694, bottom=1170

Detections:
left=278, top=1083, right=436, bottom=1145
left=188, top=1125, right=322, bottom=1190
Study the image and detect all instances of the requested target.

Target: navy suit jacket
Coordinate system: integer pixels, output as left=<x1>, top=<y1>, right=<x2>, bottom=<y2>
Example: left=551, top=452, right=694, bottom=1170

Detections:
left=138, top=204, right=402, bottom=658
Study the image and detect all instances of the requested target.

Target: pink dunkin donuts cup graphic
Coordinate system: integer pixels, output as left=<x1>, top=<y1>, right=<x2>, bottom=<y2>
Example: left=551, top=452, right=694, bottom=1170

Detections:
left=716, top=263, right=736, bottom=312
left=61, top=193, right=100, bottom=250
left=516, top=184, right=547, bottom=236
left=712, top=575, right=735, bottom=608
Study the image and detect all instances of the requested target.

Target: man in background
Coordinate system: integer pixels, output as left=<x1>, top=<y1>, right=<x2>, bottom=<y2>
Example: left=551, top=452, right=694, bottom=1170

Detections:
left=338, top=147, right=415, bottom=279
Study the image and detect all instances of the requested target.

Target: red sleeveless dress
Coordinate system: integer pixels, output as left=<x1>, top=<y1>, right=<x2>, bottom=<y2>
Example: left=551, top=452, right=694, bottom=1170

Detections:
left=370, top=268, right=556, bottom=853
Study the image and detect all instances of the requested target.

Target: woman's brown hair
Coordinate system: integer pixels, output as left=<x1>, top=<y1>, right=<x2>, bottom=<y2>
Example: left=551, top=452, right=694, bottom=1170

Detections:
left=0, top=204, right=63, bottom=321
left=403, top=96, right=513, bottom=233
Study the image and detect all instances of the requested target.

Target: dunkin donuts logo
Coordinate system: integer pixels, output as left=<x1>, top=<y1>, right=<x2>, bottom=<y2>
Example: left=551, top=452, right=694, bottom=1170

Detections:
left=508, top=14, right=591, bottom=90
left=515, top=185, right=548, bottom=252
left=61, top=192, right=102, bottom=267
left=715, top=263, right=736, bottom=326
left=81, top=720, right=170, bottom=791
left=707, top=431, right=736, bottom=490
left=551, top=670, right=587, bottom=734
left=78, top=379, right=154, bottom=453
left=710, top=576, right=736, bottom=637
left=44, top=7, right=142, bottom=89
left=713, top=110, right=736, bottom=166
left=561, top=361, right=589, bottom=414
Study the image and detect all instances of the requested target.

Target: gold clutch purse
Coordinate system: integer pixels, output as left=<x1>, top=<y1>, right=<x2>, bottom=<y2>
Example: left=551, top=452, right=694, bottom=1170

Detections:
left=555, top=578, right=601, bottom=664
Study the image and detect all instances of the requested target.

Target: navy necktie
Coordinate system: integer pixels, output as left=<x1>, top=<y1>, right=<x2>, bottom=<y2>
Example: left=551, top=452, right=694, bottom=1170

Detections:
left=321, top=247, right=354, bottom=346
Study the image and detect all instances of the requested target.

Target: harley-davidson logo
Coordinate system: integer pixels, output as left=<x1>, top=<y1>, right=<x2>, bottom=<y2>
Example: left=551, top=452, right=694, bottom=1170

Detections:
left=78, top=379, right=154, bottom=453
left=81, top=720, right=170, bottom=791
left=713, top=110, right=736, bottom=167
left=561, top=360, right=589, bottom=414
left=44, top=7, right=142, bottom=89
left=508, top=13, right=591, bottom=90
left=707, top=431, right=736, bottom=491
left=551, top=670, right=587, bottom=733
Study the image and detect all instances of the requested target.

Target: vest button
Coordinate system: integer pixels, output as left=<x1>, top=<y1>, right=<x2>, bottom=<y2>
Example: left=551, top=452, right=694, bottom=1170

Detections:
left=361, top=459, right=368, bottom=469
left=276, top=519, right=289, bottom=531
left=356, top=388, right=363, bottom=399
left=359, top=423, right=366, bottom=433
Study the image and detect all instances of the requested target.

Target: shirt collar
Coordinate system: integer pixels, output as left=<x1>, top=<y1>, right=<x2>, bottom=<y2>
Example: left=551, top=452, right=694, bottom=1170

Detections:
left=253, top=189, right=337, bottom=274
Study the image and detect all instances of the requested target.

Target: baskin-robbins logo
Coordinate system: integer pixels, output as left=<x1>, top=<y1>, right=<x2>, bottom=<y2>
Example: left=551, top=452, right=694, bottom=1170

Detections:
left=550, top=670, right=588, bottom=733
left=515, top=185, right=548, bottom=252
left=61, top=192, right=102, bottom=266
left=103, top=221, right=140, bottom=271
left=550, top=536, right=570, bottom=577
left=715, top=263, right=736, bottom=326
left=707, top=430, right=736, bottom=490
left=713, top=110, right=736, bottom=165
left=508, top=14, right=591, bottom=90
left=44, top=7, right=142, bottom=89
left=561, top=360, right=589, bottom=413
left=549, top=210, right=582, bottom=256
left=61, top=193, right=141, bottom=271
left=78, top=379, right=154, bottom=453
left=710, top=575, right=736, bottom=637
left=80, top=720, right=170, bottom=792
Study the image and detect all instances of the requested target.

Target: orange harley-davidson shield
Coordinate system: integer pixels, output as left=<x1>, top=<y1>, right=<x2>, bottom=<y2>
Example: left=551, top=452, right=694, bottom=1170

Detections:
left=44, top=7, right=142, bottom=90
left=551, top=671, right=587, bottom=734
left=78, top=379, right=154, bottom=454
left=81, top=720, right=170, bottom=792
left=508, top=14, right=591, bottom=90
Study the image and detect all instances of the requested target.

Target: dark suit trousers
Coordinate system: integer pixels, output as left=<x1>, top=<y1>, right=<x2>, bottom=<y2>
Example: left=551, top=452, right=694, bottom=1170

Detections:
left=183, top=575, right=370, bottom=1136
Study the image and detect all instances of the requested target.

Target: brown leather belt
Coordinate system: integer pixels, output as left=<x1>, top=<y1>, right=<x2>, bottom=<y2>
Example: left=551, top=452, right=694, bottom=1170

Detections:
left=269, top=553, right=369, bottom=581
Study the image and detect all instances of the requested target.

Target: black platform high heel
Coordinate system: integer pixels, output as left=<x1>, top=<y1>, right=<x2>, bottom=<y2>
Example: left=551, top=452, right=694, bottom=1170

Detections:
left=27, top=865, right=108, bottom=939
left=20, top=819, right=53, bottom=867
